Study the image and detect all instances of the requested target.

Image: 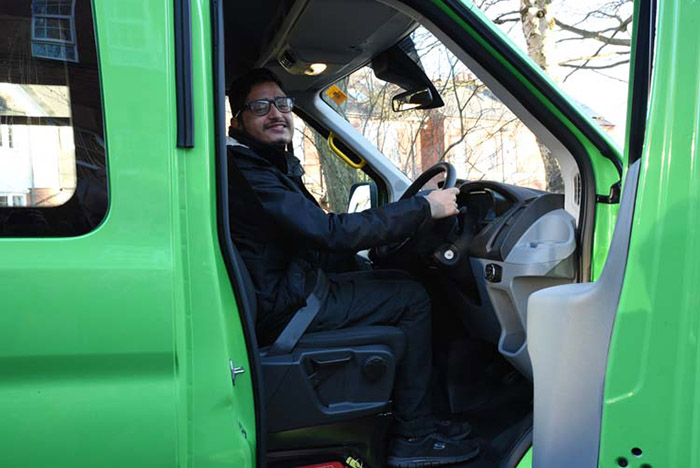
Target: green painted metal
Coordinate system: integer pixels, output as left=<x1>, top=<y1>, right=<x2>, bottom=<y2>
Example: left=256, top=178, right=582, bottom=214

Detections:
left=0, top=0, right=254, bottom=467
left=0, top=0, right=651, bottom=466
left=515, top=447, right=533, bottom=468
left=434, top=0, right=623, bottom=278
left=600, top=0, right=700, bottom=466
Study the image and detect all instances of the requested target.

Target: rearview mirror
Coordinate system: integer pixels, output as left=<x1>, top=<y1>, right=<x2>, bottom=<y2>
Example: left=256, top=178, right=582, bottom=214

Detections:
left=347, top=182, right=378, bottom=213
left=392, top=88, right=434, bottom=112
left=371, top=37, right=444, bottom=113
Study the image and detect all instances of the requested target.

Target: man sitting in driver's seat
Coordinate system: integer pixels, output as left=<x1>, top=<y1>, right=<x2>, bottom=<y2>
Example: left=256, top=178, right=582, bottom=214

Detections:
left=227, top=68, right=479, bottom=467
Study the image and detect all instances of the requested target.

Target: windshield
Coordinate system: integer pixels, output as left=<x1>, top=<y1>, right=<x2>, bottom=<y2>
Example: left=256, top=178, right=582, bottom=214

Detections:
left=322, top=27, right=563, bottom=193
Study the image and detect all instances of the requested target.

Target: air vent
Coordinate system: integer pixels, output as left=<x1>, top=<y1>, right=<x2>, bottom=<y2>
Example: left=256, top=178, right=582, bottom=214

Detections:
left=279, top=50, right=296, bottom=70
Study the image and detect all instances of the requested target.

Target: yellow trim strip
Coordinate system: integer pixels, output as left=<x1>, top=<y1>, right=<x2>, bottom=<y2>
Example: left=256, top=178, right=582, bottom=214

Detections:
left=327, top=132, right=366, bottom=169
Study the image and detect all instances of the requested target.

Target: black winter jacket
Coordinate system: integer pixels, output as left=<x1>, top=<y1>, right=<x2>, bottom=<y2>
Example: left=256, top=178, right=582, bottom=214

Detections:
left=227, top=129, right=432, bottom=345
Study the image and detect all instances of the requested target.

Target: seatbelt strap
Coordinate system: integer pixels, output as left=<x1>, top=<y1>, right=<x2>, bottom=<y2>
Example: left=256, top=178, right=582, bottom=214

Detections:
left=267, top=270, right=330, bottom=356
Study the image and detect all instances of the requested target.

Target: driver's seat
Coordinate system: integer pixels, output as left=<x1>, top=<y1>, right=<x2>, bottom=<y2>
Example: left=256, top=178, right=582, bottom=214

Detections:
left=234, top=246, right=406, bottom=433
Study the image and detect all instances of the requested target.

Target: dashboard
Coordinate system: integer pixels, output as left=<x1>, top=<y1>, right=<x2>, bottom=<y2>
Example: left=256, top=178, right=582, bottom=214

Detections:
left=448, top=180, right=577, bottom=379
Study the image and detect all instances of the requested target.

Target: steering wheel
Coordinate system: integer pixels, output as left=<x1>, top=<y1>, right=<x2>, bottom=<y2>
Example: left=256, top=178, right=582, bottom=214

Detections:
left=400, top=162, right=458, bottom=200
left=372, top=162, right=458, bottom=261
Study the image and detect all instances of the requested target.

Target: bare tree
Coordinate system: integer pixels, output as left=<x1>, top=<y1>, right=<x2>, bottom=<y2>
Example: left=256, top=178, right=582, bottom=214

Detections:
left=489, top=0, right=633, bottom=77
left=519, top=0, right=564, bottom=192
left=480, top=0, right=633, bottom=190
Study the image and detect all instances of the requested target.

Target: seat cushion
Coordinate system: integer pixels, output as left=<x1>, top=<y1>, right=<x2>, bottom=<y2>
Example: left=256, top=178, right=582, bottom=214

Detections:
left=294, top=325, right=406, bottom=360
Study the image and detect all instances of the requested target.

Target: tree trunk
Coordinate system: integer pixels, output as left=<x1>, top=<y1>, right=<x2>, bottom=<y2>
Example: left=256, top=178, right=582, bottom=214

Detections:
left=520, top=0, right=564, bottom=193
left=520, top=0, right=554, bottom=73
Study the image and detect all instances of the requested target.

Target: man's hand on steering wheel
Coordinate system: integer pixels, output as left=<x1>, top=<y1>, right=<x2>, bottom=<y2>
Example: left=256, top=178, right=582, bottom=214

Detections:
left=425, top=188, right=460, bottom=219
left=371, top=162, right=460, bottom=262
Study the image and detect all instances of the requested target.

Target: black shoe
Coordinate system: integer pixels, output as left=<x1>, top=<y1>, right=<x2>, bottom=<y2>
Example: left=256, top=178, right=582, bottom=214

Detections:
left=435, top=419, right=472, bottom=440
left=387, top=432, right=480, bottom=467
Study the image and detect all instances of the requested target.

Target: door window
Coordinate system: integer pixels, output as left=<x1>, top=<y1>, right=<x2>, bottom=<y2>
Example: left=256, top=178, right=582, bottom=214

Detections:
left=292, top=115, right=370, bottom=213
left=0, top=0, right=107, bottom=237
left=224, top=96, right=369, bottom=213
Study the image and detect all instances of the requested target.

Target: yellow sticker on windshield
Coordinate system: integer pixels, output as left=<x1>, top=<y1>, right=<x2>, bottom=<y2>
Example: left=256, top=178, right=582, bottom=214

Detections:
left=326, top=85, right=348, bottom=106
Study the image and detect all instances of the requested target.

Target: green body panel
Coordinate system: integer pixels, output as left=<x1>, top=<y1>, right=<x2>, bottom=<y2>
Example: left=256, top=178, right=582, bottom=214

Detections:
left=435, top=0, right=623, bottom=278
left=516, top=447, right=533, bottom=468
left=600, top=0, right=700, bottom=466
left=0, top=0, right=646, bottom=466
left=0, top=1, right=254, bottom=467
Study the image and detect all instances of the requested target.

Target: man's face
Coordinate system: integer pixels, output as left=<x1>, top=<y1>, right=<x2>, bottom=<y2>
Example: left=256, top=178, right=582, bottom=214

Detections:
left=233, top=82, right=294, bottom=145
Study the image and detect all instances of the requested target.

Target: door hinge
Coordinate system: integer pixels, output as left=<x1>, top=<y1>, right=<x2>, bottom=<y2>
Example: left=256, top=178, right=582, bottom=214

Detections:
left=596, top=180, right=621, bottom=204
left=229, top=359, right=246, bottom=386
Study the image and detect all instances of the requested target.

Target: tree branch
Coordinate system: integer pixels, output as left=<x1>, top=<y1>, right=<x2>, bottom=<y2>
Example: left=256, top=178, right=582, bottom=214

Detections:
left=559, top=50, right=629, bottom=65
left=562, top=16, right=630, bottom=82
left=559, top=59, right=630, bottom=70
left=492, top=10, right=520, bottom=24
left=554, top=17, right=631, bottom=46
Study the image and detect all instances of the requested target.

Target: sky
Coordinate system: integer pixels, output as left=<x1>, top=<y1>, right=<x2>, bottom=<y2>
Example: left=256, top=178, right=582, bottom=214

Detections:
left=481, top=0, right=634, bottom=146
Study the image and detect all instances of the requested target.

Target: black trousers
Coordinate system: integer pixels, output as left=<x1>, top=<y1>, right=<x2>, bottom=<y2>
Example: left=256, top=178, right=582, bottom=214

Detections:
left=307, top=269, right=434, bottom=438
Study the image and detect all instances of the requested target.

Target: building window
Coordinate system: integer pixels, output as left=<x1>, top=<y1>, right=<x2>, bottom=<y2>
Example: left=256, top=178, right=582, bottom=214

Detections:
left=31, top=0, right=78, bottom=62
left=0, top=195, right=28, bottom=207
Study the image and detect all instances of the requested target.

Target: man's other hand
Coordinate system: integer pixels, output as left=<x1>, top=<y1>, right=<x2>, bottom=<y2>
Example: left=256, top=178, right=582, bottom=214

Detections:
left=425, top=188, right=460, bottom=219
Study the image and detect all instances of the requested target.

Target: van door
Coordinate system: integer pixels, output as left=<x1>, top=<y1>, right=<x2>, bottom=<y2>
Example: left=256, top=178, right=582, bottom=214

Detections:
left=0, top=0, right=255, bottom=466
left=526, top=0, right=662, bottom=466
left=599, top=0, right=700, bottom=466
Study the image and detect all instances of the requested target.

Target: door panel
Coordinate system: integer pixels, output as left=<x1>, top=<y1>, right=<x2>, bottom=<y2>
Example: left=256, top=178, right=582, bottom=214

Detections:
left=600, top=0, right=700, bottom=466
left=0, top=0, right=254, bottom=466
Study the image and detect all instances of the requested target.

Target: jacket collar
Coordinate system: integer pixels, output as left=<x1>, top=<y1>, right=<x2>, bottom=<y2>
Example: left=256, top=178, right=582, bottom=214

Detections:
left=228, top=128, right=304, bottom=178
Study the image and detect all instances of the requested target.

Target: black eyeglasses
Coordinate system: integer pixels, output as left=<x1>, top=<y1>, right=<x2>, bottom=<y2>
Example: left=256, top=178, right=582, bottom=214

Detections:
left=236, top=96, right=295, bottom=117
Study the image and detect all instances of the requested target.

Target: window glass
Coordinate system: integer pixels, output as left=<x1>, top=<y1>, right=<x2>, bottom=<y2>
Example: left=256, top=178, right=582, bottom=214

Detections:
left=32, top=0, right=78, bottom=61
left=292, top=115, right=369, bottom=213
left=477, top=0, right=633, bottom=145
left=225, top=92, right=367, bottom=213
left=0, top=0, right=107, bottom=237
left=323, top=27, right=563, bottom=193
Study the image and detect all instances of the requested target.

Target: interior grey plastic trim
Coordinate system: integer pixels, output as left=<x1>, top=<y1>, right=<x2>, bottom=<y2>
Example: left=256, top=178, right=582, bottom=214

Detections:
left=476, top=209, right=577, bottom=378
left=527, top=160, right=640, bottom=468
left=506, top=209, right=577, bottom=265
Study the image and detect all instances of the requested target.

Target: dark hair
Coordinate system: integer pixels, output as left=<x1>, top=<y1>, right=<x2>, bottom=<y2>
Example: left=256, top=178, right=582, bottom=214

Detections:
left=228, top=68, right=287, bottom=119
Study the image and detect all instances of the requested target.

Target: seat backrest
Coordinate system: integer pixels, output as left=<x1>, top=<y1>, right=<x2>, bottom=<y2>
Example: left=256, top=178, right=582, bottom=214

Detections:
left=229, top=242, right=258, bottom=325
left=227, top=146, right=403, bottom=434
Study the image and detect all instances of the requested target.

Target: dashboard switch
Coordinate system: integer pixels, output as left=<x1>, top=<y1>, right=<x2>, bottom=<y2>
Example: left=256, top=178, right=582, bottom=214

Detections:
left=485, top=263, right=502, bottom=283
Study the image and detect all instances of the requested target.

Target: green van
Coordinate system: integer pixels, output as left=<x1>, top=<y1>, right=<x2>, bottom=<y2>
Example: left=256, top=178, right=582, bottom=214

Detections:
left=0, top=0, right=695, bottom=467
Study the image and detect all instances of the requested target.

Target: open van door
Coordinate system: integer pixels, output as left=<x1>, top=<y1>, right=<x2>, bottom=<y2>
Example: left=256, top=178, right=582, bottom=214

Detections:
left=0, top=1, right=257, bottom=466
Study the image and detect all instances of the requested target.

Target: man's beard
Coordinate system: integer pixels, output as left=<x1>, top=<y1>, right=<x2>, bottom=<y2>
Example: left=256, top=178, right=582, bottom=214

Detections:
left=240, top=120, right=291, bottom=150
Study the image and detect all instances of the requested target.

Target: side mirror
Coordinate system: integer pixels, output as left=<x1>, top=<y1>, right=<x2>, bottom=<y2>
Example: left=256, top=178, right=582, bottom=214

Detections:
left=392, top=88, right=434, bottom=112
left=347, top=182, right=378, bottom=213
